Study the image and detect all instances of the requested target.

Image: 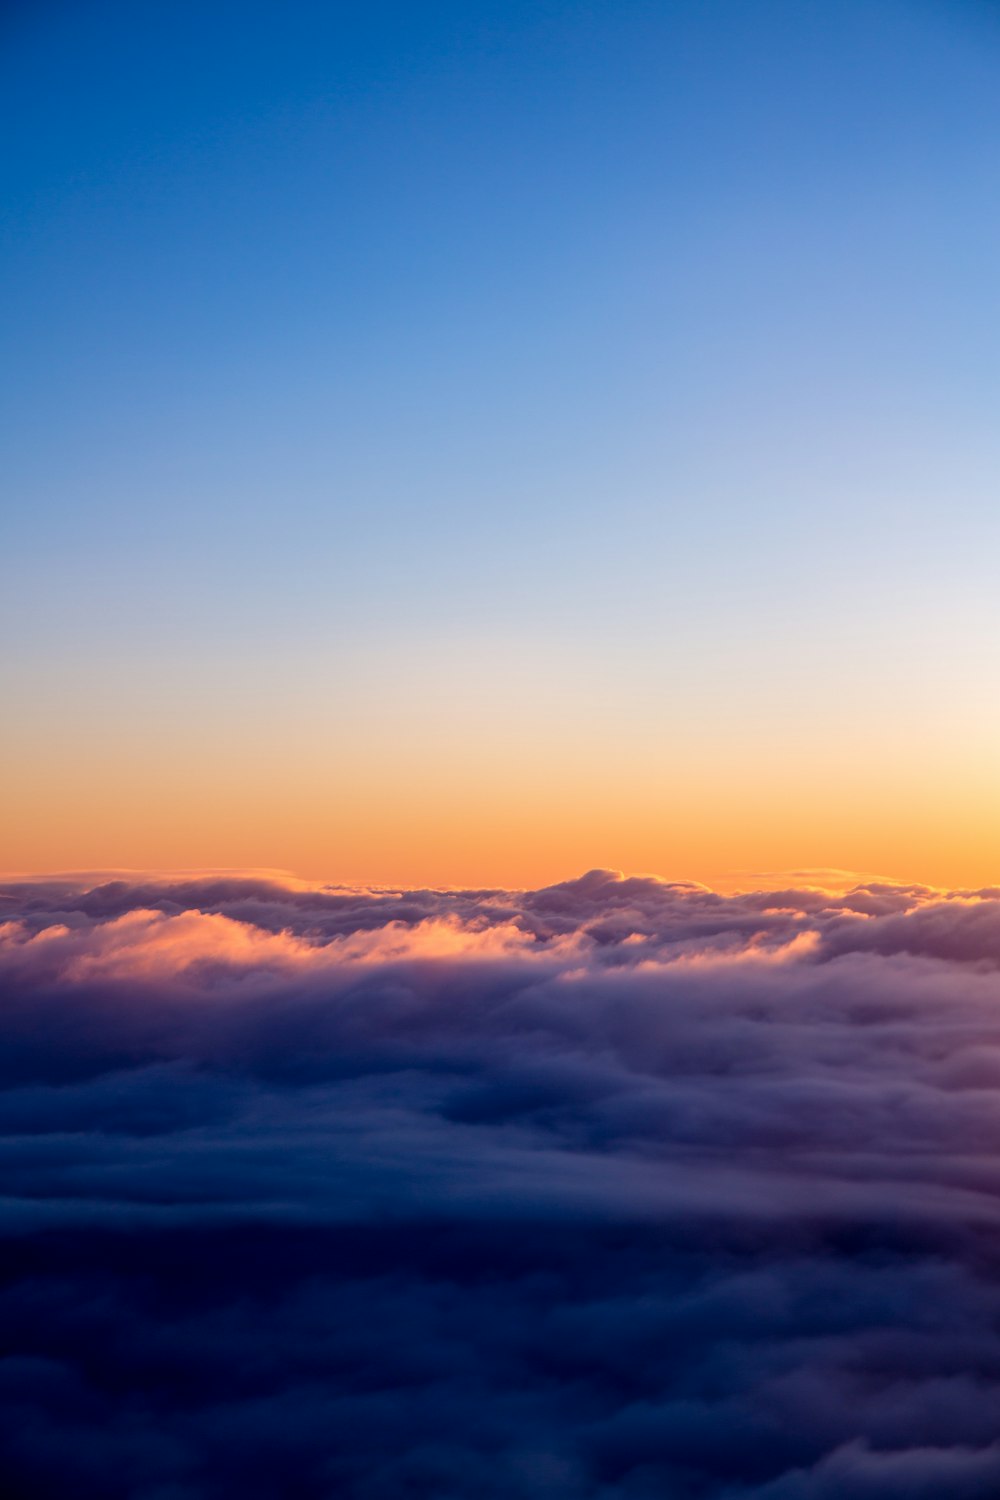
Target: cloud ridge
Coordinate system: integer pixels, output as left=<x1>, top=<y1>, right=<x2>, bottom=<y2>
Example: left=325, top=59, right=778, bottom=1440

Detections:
left=4, top=870, right=1000, bottom=1497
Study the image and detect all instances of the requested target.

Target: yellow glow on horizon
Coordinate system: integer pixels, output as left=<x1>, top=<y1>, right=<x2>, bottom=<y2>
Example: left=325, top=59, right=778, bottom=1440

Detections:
left=4, top=731, right=999, bottom=893
left=5, top=623, right=999, bottom=894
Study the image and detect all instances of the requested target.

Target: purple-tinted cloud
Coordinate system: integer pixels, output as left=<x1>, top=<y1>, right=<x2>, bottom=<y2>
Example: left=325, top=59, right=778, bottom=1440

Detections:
left=3, top=870, right=1000, bottom=1497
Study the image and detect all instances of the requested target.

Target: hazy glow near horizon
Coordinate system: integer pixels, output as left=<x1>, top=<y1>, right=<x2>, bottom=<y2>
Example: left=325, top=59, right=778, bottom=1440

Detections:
left=3, top=0, right=1000, bottom=888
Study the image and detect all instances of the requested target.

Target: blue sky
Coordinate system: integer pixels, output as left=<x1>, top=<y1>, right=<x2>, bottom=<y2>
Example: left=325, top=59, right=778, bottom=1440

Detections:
left=3, top=0, right=1000, bottom=882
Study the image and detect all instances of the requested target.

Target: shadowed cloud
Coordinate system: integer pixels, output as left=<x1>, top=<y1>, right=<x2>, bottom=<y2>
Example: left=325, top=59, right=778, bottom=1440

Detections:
left=3, top=871, right=1000, bottom=1496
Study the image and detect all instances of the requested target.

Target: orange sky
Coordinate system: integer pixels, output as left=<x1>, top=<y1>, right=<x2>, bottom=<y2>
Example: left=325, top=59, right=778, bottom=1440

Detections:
left=5, top=700, right=999, bottom=890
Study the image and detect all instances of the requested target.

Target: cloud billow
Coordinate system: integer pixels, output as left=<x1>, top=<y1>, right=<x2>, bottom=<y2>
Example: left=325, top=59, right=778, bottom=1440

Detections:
left=3, top=870, right=1000, bottom=1496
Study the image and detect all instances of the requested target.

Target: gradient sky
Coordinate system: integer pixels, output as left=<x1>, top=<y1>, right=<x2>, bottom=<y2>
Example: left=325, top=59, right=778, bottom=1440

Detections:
left=3, top=0, right=1000, bottom=888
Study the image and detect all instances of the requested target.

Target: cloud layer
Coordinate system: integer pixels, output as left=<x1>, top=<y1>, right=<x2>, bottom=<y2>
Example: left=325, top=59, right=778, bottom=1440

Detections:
left=4, top=869, right=1000, bottom=1497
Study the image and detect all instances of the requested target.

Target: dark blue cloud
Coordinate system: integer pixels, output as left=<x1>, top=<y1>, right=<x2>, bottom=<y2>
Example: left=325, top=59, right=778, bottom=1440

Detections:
left=3, top=872, right=1000, bottom=1496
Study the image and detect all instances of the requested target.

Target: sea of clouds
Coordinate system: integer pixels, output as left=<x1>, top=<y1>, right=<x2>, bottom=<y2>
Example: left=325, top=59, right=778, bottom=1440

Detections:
left=4, top=867, right=1000, bottom=1498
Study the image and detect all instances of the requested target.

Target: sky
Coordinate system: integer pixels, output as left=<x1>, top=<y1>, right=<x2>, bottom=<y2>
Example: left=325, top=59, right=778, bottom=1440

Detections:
left=3, top=0, right=1000, bottom=887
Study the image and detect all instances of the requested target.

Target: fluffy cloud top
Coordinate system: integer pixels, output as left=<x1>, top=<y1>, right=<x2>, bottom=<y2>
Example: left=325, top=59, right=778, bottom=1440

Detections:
left=4, top=870, right=1000, bottom=1497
